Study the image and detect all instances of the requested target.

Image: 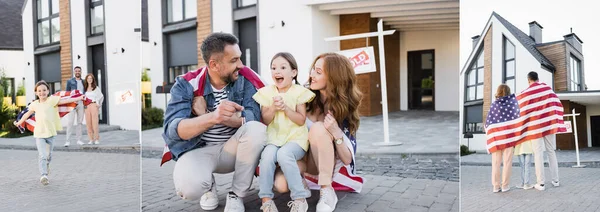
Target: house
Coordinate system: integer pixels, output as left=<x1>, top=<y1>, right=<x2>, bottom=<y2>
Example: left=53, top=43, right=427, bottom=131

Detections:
left=0, top=0, right=26, bottom=105
left=21, top=0, right=141, bottom=130
left=459, top=12, right=600, bottom=152
left=147, top=0, right=460, bottom=116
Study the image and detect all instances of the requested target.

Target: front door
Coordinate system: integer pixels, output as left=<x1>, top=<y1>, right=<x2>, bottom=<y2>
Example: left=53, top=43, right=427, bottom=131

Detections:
left=91, top=44, right=108, bottom=124
left=592, top=116, right=600, bottom=147
left=407, top=50, right=435, bottom=110
left=236, top=17, right=258, bottom=73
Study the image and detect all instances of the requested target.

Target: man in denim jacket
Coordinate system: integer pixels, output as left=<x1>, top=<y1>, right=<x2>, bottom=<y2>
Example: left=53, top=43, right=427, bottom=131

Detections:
left=64, top=66, right=85, bottom=147
left=163, top=32, right=266, bottom=212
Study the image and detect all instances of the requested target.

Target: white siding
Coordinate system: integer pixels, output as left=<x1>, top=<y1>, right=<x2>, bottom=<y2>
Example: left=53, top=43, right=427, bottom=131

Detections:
left=22, top=0, right=36, bottom=103
left=211, top=0, right=232, bottom=34
left=0, top=50, right=25, bottom=90
left=400, top=30, right=460, bottom=111
left=148, top=0, right=168, bottom=111
left=70, top=0, right=88, bottom=76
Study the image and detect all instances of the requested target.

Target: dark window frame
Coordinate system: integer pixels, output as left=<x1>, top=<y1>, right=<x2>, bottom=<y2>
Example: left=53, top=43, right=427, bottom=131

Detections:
left=464, top=101, right=485, bottom=134
left=465, top=49, right=484, bottom=102
left=167, top=64, right=198, bottom=84
left=35, top=0, right=60, bottom=47
left=89, top=0, right=105, bottom=36
left=163, top=0, right=197, bottom=26
left=2, top=78, right=16, bottom=103
left=569, top=54, right=582, bottom=91
left=235, top=0, right=257, bottom=9
left=502, top=35, right=516, bottom=92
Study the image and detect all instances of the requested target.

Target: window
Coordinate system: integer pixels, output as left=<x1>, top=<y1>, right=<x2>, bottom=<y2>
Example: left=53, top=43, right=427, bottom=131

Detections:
left=503, top=36, right=516, bottom=92
left=168, top=64, right=197, bottom=84
left=464, top=49, right=485, bottom=134
left=37, top=0, right=60, bottom=46
left=237, top=0, right=257, bottom=7
left=89, top=0, right=104, bottom=35
left=166, top=0, right=196, bottom=24
left=570, top=55, right=581, bottom=91
left=466, top=50, right=484, bottom=101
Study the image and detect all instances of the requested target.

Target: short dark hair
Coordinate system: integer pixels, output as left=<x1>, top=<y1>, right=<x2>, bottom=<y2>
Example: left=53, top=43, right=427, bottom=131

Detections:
left=74, top=66, right=81, bottom=71
left=201, top=32, right=239, bottom=64
left=527, top=71, right=539, bottom=81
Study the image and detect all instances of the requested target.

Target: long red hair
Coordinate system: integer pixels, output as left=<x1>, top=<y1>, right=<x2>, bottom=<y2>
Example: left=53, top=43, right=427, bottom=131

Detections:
left=84, top=74, right=98, bottom=91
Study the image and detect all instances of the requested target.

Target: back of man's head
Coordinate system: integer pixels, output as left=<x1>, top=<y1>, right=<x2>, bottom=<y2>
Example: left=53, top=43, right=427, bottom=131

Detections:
left=200, top=33, right=239, bottom=65
left=527, top=71, right=539, bottom=82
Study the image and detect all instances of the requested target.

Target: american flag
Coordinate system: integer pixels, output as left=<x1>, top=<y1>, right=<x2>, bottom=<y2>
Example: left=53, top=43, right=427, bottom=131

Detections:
left=15, top=90, right=92, bottom=133
left=160, top=66, right=266, bottom=166
left=485, top=82, right=566, bottom=153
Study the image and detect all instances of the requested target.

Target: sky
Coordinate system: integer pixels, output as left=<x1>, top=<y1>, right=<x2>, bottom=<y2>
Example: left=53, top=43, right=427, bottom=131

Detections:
left=460, top=0, right=600, bottom=90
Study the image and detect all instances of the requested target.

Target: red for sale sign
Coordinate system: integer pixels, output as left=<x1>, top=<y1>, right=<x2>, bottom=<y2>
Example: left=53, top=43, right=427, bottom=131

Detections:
left=337, top=47, right=376, bottom=74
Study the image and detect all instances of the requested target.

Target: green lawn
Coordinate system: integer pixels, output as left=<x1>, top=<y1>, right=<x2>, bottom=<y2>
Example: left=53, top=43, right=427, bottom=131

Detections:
left=0, top=130, right=32, bottom=138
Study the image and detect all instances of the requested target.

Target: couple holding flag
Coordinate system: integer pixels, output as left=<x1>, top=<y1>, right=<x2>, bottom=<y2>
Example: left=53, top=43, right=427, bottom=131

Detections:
left=486, top=71, right=565, bottom=193
left=160, top=32, right=363, bottom=212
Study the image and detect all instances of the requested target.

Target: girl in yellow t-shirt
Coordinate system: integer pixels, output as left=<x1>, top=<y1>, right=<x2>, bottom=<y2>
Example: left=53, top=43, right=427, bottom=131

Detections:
left=254, top=52, right=315, bottom=211
left=14, top=80, right=84, bottom=186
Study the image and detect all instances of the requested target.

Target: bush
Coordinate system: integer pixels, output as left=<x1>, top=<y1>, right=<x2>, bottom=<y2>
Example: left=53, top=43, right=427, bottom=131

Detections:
left=141, top=68, right=150, bottom=81
left=460, top=145, right=475, bottom=156
left=16, top=82, right=25, bottom=96
left=142, top=107, right=164, bottom=130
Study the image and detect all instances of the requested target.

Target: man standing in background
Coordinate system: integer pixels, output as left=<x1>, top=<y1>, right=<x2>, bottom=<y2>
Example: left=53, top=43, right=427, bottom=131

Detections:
left=64, top=66, right=85, bottom=147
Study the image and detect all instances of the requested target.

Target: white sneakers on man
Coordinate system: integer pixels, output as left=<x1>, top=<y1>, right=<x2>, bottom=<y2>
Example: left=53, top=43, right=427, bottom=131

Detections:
left=224, top=193, right=245, bottom=212
left=200, top=180, right=219, bottom=210
left=316, top=186, right=337, bottom=212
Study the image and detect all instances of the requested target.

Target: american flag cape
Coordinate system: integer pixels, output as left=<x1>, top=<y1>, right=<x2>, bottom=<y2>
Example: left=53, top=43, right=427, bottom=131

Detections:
left=485, top=82, right=566, bottom=153
left=160, top=66, right=266, bottom=166
left=15, top=90, right=92, bottom=133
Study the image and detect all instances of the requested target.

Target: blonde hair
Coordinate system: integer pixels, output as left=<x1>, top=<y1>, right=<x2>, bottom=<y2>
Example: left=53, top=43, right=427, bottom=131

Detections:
left=495, top=84, right=511, bottom=99
left=306, top=53, right=362, bottom=135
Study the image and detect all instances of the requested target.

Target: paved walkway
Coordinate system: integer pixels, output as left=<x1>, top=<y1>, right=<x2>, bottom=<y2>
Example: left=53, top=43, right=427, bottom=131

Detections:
left=0, top=149, right=140, bottom=212
left=0, top=128, right=140, bottom=153
left=460, top=166, right=600, bottom=212
left=143, top=111, right=459, bottom=155
left=461, top=147, right=600, bottom=167
left=142, top=157, right=459, bottom=212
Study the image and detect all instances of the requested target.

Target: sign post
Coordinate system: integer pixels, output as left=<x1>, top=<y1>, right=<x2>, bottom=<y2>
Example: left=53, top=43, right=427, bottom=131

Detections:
left=325, top=19, right=401, bottom=146
left=562, top=108, right=585, bottom=168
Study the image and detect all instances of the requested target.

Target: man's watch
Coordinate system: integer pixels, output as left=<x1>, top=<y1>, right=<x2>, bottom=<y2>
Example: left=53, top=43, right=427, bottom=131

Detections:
left=335, top=137, right=343, bottom=145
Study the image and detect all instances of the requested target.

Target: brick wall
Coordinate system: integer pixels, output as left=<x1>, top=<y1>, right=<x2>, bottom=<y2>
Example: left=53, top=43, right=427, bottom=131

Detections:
left=482, top=27, right=493, bottom=124
left=537, top=42, right=567, bottom=91
left=557, top=100, right=588, bottom=150
left=339, top=13, right=400, bottom=116
left=196, top=0, right=211, bottom=67
left=59, top=0, right=72, bottom=90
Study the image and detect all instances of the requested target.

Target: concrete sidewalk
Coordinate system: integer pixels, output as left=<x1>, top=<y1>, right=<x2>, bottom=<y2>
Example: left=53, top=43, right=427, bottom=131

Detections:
left=143, top=110, right=460, bottom=155
left=461, top=147, right=600, bottom=167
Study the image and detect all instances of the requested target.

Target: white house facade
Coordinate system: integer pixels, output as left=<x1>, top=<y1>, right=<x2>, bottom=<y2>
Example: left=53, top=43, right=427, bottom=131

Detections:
left=21, top=0, right=141, bottom=130
left=459, top=12, right=600, bottom=152
left=148, top=0, right=460, bottom=117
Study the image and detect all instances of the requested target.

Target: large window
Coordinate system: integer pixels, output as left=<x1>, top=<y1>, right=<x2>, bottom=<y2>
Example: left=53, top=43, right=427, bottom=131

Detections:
left=166, top=0, right=197, bottom=24
left=464, top=50, right=485, bottom=134
left=37, top=0, right=60, bottom=46
left=90, top=0, right=104, bottom=35
left=569, top=55, right=581, bottom=91
left=168, top=65, right=197, bottom=84
left=503, top=36, right=516, bottom=92
left=466, top=51, right=484, bottom=101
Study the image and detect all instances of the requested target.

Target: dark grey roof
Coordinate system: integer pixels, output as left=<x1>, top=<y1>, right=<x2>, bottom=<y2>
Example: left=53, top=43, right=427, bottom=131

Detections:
left=492, top=12, right=555, bottom=71
left=0, top=0, right=25, bottom=50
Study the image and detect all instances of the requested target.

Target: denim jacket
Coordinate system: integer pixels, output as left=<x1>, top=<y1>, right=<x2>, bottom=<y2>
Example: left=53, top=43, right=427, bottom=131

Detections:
left=65, top=77, right=79, bottom=91
left=162, top=71, right=261, bottom=161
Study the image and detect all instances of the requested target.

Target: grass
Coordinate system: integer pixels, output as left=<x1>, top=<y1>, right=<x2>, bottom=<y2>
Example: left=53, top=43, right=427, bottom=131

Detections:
left=0, top=130, right=33, bottom=138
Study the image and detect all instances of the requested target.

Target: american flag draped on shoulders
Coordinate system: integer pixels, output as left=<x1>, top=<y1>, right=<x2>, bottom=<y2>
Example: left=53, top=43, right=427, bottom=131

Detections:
left=485, top=82, right=566, bottom=153
left=160, top=66, right=265, bottom=166
left=15, top=90, right=91, bottom=133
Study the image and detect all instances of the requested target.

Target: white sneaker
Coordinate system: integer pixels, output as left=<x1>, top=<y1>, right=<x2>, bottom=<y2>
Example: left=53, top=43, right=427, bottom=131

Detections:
left=534, top=184, right=545, bottom=191
left=288, top=199, right=308, bottom=212
left=93, top=140, right=99, bottom=145
left=77, top=140, right=85, bottom=145
left=200, top=191, right=219, bottom=210
left=501, top=186, right=510, bottom=192
left=316, top=187, right=337, bottom=212
left=552, top=181, right=560, bottom=187
left=260, top=200, right=278, bottom=212
left=523, top=184, right=534, bottom=190
left=224, top=193, right=245, bottom=212
left=64, top=141, right=70, bottom=147
left=88, top=140, right=93, bottom=145
left=40, top=175, right=49, bottom=186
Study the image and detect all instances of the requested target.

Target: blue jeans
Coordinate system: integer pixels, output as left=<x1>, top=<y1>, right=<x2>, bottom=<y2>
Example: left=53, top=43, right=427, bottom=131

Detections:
left=258, top=143, right=308, bottom=200
left=36, top=136, right=55, bottom=176
left=518, top=154, right=532, bottom=186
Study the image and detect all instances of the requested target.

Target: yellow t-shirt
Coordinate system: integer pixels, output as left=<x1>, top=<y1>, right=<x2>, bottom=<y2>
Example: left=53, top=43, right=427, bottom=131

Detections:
left=514, top=140, right=534, bottom=155
left=29, top=96, right=62, bottom=138
left=252, top=84, right=316, bottom=151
